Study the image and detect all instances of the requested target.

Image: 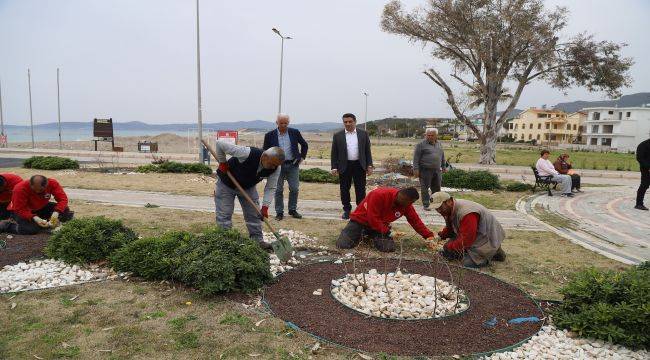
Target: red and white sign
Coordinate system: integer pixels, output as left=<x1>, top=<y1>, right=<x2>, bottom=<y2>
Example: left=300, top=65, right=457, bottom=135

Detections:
left=215, top=130, right=238, bottom=145
left=0, top=134, right=7, bottom=147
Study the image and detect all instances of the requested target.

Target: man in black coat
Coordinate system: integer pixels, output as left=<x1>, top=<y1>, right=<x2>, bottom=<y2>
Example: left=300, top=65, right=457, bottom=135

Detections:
left=635, top=138, right=650, bottom=210
left=263, top=114, right=309, bottom=220
left=330, top=113, right=373, bottom=219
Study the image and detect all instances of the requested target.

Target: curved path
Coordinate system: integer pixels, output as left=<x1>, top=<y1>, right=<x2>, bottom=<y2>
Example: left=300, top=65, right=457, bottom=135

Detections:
left=520, top=186, right=649, bottom=264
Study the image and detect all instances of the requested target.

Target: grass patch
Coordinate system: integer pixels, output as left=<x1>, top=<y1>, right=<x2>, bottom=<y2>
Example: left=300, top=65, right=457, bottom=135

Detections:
left=533, top=204, right=579, bottom=230
left=220, top=311, right=253, bottom=327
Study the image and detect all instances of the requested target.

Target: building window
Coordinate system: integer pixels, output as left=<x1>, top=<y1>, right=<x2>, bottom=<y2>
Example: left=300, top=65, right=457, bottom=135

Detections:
left=537, top=113, right=548, bottom=118
left=545, top=123, right=550, bottom=129
left=514, top=124, right=518, bottom=130
left=626, top=112, right=631, bottom=118
left=528, top=134, right=532, bottom=140
left=593, top=112, right=600, bottom=120
left=602, top=138, right=612, bottom=146
left=591, top=125, right=599, bottom=134
left=536, top=134, right=540, bottom=140
left=553, top=124, right=558, bottom=129
left=520, top=134, right=524, bottom=140
left=608, top=110, right=614, bottom=115
left=537, top=123, right=541, bottom=129
left=590, top=138, right=598, bottom=145
left=529, top=123, right=533, bottom=129
left=566, top=124, right=571, bottom=130
left=544, top=134, right=549, bottom=140
left=573, top=124, right=577, bottom=130
left=603, top=125, right=613, bottom=134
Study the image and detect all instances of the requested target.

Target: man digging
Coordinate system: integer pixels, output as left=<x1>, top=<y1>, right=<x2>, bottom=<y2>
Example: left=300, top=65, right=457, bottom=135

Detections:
left=336, top=186, right=437, bottom=252
left=214, top=139, right=285, bottom=250
left=0, top=175, right=74, bottom=235
left=429, top=191, right=506, bottom=268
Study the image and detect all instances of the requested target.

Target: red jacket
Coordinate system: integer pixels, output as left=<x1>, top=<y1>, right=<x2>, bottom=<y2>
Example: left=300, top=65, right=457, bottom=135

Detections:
left=8, top=178, right=68, bottom=220
left=439, top=212, right=479, bottom=252
left=0, top=173, right=23, bottom=204
left=350, top=187, right=433, bottom=238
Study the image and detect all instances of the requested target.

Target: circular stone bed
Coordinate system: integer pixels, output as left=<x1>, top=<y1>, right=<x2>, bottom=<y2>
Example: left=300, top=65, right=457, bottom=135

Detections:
left=264, top=259, right=544, bottom=357
left=331, top=270, right=468, bottom=319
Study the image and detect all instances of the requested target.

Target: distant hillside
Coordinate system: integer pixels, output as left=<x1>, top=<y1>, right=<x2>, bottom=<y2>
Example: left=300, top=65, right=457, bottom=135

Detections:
left=552, top=92, right=650, bottom=113
left=4, top=120, right=342, bottom=132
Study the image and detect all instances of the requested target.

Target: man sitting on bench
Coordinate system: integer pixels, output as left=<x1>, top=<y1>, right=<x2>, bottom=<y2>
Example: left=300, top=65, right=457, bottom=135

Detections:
left=535, top=150, right=573, bottom=198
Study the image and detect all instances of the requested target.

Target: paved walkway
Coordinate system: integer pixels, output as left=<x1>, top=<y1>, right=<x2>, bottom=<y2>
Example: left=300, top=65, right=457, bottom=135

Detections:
left=520, top=185, right=649, bottom=264
left=66, top=188, right=544, bottom=231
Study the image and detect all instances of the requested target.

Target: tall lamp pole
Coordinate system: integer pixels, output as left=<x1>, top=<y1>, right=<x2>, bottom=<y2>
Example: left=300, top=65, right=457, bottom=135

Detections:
left=195, top=0, right=204, bottom=162
left=56, top=68, right=63, bottom=149
left=363, top=92, right=369, bottom=131
left=0, top=77, right=5, bottom=146
left=272, top=28, right=291, bottom=114
left=27, top=69, right=35, bottom=149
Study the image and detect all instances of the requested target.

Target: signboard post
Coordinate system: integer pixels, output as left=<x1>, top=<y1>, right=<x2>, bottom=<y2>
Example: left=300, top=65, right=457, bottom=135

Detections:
left=92, top=118, right=114, bottom=151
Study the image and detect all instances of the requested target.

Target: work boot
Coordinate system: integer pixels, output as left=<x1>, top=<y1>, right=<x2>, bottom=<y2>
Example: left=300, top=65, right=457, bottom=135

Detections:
left=258, top=241, right=274, bottom=252
left=373, top=237, right=395, bottom=253
left=342, top=211, right=350, bottom=220
left=0, top=220, right=12, bottom=233
left=634, top=204, right=649, bottom=211
left=275, top=213, right=284, bottom=221
left=423, top=205, right=431, bottom=211
left=288, top=211, right=302, bottom=219
left=492, top=247, right=507, bottom=262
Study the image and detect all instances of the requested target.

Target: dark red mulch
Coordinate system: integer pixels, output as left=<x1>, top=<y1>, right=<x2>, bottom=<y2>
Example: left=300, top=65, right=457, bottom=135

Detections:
left=0, top=233, right=50, bottom=267
left=264, top=259, right=543, bottom=357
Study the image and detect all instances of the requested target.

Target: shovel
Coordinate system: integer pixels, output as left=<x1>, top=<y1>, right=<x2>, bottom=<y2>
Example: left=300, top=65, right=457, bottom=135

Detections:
left=201, top=140, right=294, bottom=262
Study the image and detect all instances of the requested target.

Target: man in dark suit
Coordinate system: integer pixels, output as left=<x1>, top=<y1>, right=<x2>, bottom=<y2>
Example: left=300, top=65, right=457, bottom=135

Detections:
left=263, top=114, right=309, bottom=220
left=330, top=113, right=373, bottom=219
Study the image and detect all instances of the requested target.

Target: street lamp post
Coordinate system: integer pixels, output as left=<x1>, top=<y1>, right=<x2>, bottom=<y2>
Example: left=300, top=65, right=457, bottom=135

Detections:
left=272, top=28, right=291, bottom=114
left=28, top=69, right=34, bottom=149
left=0, top=77, right=5, bottom=146
left=363, top=92, right=369, bottom=131
left=56, top=68, right=63, bottom=149
left=195, top=0, right=204, bottom=162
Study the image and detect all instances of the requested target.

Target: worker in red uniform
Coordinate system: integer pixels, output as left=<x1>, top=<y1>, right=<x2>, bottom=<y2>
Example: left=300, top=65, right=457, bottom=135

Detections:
left=0, top=175, right=74, bottom=235
left=430, top=192, right=506, bottom=268
left=0, top=173, right=23, bottom=220
left=336, top=186, right=436, bottom=252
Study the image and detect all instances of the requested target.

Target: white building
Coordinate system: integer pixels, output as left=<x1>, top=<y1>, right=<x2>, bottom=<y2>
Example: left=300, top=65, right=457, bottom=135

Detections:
left=583, top=107, right=650, bottom=152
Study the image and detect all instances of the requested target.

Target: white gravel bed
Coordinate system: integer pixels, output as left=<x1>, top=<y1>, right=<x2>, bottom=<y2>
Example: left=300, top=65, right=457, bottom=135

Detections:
left=0, top=259, right=114, bottom=293
left=482, top=325, right=649, bottom=360
left=263, top=229, right=318, bottom=247
left=331, top=270, right=468, bottom=319
left=269, top=253, right=301, bottom=277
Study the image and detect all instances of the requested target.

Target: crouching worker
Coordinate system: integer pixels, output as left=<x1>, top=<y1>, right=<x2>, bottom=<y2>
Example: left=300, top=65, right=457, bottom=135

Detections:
left=0, top=175, right=74, bottom=235
left=430, top=192, right=506, bottom=268
left=0, top=173, right=23, bottom=220
left=214, top=140, right=285, bottom=250
left=336, top=187, right=436, bottom=252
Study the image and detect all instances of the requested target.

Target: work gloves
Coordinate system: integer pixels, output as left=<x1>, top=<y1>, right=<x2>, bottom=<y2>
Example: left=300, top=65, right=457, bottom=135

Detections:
left=49, top=211, right=60, bottom=227
left=260, top=205, right=269, bottom=219
left=33, top=216, right=49, bottom=228
left=425, top=235, right=444, bottom=251
left=218, top=162, right=229, bottom=173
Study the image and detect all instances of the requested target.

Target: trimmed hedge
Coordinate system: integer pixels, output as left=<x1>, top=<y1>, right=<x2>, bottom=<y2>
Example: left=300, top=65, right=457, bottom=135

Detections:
left=299, top=168, right=339, bottom=184
left=45, top=217, right=138, bottom=264
left=136, top=161, right=212, bottom=175
left=23, top=156, right=79, bottom=170
left=553, top=263, right=650, bottom=349
left=442, top=169, right=500, bottom=190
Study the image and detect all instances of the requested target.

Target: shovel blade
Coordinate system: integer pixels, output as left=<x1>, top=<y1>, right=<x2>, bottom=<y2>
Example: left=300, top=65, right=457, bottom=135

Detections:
left=271, top=235, right=294, bottom=262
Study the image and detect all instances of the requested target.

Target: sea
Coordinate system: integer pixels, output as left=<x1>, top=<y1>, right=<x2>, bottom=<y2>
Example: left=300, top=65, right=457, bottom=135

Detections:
left=1, top=128, right=203, bottom=144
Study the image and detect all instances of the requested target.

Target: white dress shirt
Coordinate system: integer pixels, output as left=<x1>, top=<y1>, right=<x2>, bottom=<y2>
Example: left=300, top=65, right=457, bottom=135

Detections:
left=345, top=128, right=359, bottom=161
left=535, top=158, right=559, bottom=177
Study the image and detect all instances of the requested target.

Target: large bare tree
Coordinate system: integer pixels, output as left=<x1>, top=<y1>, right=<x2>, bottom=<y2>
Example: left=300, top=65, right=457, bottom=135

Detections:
left=381, top=0, right=633, bottom=164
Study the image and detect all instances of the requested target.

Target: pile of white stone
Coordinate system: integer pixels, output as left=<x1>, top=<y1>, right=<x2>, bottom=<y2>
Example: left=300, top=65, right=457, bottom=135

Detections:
left=262, top=229, right=318, bottom=247
left=483, top=325, right=649, bottom=360
left=269, top=253, right=301, bottom=277
left=0, top=259, right=113, bottom=293
left=331, top=269, right=468, bottom=319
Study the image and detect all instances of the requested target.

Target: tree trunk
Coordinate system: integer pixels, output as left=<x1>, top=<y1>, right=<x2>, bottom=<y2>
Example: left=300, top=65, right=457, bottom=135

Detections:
left=478, top=133, right=497, bottom=165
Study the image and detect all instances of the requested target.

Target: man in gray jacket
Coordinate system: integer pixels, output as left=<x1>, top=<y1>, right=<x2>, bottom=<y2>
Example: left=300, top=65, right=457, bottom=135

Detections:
left=413, top=128, right=446, bottom=210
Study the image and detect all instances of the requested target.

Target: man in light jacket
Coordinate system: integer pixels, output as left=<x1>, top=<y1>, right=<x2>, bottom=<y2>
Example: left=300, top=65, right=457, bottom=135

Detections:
left=413, top=128, right=446, bottom=210
left=535, top=149, right=573, bottom=197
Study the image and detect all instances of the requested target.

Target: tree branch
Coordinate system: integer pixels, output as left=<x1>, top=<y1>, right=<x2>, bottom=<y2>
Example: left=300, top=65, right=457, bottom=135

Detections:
left=423, top=69, right=481, bottom=136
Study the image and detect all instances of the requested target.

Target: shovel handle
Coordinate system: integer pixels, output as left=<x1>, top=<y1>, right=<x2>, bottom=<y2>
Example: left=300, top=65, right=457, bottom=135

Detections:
left=201, top=139, right=280, bottom=234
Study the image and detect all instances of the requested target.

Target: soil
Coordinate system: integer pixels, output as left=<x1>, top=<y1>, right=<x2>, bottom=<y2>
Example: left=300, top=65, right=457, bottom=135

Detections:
left=0, top=233, right=50, bottom=268
left=263, top=258, right=544, bottom=357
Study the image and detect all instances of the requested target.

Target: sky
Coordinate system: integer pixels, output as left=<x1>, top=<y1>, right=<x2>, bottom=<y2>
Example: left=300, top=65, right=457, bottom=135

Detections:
left=0, top=0, right=649, bottom=126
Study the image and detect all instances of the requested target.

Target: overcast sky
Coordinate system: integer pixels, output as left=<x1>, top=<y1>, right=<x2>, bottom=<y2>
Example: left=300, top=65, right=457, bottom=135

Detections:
left=1, top=0, right=648, bottom=125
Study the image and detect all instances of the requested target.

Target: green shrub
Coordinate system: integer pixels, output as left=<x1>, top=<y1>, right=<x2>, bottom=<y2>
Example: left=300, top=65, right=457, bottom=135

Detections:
left=23, top=156, right=79, bottom=170
left=45, top=217, right=138, bottom=264
left=174, top=228, right=272, bottom=295
left=505, top=182, right=533, bottom=192
left=442, top=169, right=500, bottom=190
left=110, top=231, right=192, bottom=280
left=553, top=265, right=650, bottom=349
left=136, top=161, right=212, bottom=175
left=299, top=168, right=339, bottom=184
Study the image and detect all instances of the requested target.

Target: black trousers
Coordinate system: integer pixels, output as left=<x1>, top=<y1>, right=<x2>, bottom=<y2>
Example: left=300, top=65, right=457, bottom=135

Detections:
left=335, top=220, right=395, bottom=252
left=637, top=166, right=650, bottom=206
left=570, top=174, right=581, bottom=190
left=8, top=203, right=74, bottom=235
left=0, top=203, right=10, bottom=220
left=339, top=160, right=366, bottom=212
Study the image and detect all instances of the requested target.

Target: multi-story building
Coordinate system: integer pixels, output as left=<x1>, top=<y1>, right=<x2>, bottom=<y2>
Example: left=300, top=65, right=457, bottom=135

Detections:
left=583, top=107, right=650, bottom=152
left=509, top=108, right=585, bottom=145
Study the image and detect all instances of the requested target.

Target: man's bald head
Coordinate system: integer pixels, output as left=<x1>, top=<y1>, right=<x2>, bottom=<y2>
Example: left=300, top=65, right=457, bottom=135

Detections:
left=276, top=113, right=290, bottom=133
left=30, top=175, right=48, bottom=193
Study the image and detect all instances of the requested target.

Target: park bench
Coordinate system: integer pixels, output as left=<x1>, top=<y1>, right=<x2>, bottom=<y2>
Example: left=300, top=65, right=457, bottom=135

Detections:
left=531, top=166, right=558, bottom=196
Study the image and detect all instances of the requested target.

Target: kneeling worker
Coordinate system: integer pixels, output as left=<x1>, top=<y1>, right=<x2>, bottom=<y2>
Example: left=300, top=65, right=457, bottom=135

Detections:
left=336, top=186, right=436, bottom=252
left=0, top=175, right=74, bottom=235
left=0, top=173, right=23, bottom=220
left=430, top=192, right=506, bottom=268
left=214, top=140, right=285, bottom=250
